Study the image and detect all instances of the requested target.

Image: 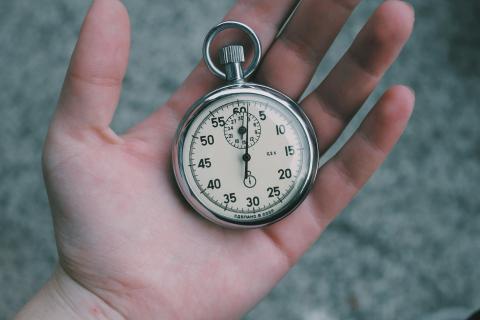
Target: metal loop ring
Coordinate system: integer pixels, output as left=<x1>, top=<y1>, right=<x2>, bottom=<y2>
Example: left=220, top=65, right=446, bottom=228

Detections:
left=203, top=21, right=262, bottom=80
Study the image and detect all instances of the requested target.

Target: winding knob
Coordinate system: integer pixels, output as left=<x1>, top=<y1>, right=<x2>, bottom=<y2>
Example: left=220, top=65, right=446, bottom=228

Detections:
left=219, top=45, right=245, bottom=65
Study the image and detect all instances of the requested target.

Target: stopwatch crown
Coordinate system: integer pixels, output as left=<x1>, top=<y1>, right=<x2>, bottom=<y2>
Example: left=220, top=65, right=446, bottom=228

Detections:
left=219, top=45, right=245, bottom=65
left=203, top=22, right=261, bottom=80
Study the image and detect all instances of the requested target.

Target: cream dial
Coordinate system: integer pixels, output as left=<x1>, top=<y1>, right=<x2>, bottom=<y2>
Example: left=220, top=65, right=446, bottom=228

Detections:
left=180, top=92, right=312, bottom=225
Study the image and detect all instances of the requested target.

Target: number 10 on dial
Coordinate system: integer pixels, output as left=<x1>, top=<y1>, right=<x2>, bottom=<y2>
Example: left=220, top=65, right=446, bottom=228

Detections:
left=172, top=22, right=318, bottom=228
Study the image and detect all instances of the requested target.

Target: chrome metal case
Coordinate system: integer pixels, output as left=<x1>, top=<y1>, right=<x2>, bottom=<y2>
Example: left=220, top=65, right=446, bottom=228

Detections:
left=172, top=83, right=319, bottom=229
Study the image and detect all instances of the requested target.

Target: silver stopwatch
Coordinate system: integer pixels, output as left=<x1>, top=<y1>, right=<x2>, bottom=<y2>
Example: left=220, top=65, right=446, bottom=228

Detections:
left=173, top=21, right=319, bottom=228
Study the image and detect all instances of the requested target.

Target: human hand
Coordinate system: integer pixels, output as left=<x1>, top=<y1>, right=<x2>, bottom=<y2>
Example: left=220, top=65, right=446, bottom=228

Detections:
left=17, top=0, right=414, bottom=319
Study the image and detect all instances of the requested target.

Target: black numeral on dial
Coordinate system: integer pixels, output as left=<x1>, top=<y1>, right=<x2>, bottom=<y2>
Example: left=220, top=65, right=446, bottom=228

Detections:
left=278, top=169, right=292, bottom=180
left=207, top=179, right=221, bottom=189
left=259, top=110, right=266, bottom=121
left=197, top=158, right=211, bottom=168
left=284, top=145, right=295, bottom=156
left=233, top=106, right=247, bottom=113
left=223, top=193, right=237, bottom=204
left=246, top=196, right=260, bottom=207
left=211, top=117, right=225, bottom=127
left=275, top=124, right=286, bottom=135
left=267, top=186, right=280, bottom=198
left=200, top=135, right=214, bottom=146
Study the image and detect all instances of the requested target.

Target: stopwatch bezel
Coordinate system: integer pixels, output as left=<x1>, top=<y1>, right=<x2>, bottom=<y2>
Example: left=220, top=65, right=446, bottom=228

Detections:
left=172, top=83, right=319, bottom=229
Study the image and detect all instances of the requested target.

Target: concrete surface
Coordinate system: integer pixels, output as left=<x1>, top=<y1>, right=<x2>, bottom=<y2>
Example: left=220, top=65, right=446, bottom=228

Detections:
left=1, top=0, right=479, bottom=319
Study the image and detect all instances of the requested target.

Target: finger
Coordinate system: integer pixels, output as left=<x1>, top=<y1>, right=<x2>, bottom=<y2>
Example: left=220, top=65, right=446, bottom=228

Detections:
left=263, top=86, right=415, bottom=266
left=302, top=0, right=414, bottom=153
left=52, top=0, right=130, bottom=132
left=255, top=0, right=361, bottom=99
left=129, top=0, right=297, bottom=140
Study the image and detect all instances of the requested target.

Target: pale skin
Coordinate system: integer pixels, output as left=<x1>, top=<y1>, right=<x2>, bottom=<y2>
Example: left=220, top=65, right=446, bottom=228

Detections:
left=16, top=0, right=415, bottom=319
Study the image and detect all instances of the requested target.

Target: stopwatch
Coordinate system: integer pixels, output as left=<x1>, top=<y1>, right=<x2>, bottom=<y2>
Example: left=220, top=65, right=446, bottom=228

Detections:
left=172, top=21, right=319, bottom=228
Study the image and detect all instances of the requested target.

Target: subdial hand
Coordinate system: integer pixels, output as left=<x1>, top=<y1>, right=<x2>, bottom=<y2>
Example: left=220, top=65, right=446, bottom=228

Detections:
left=238, top=111, right=247, bottom=136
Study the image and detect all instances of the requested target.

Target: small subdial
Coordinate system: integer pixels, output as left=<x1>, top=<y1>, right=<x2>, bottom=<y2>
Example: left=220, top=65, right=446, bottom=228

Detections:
left=223, top=112, right=261, bottom=149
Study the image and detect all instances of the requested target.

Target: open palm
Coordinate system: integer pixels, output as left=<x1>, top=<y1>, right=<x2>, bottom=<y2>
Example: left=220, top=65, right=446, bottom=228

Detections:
left=40, top=0, right=414, bottom=319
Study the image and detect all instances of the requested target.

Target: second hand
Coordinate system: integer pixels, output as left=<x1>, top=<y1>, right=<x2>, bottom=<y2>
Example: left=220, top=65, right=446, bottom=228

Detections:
left=243, top=105, right=250, bottom=180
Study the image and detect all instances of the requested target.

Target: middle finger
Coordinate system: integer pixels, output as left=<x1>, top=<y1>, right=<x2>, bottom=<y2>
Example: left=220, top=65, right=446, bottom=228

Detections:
left=254, top=0, right=361, bottom=100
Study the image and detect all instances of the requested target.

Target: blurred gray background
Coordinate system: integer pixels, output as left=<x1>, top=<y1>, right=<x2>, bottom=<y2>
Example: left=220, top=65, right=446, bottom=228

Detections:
left=1, top=0, right=479, bottom=319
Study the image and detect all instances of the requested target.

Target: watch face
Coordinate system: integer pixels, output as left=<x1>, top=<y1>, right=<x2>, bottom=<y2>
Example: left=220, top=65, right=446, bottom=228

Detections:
left=174, top=86, right=318, bottom=227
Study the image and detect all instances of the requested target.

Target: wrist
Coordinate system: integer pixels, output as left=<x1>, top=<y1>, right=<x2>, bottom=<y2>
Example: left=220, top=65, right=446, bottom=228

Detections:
left=16, top=265, right=125, bottom=320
